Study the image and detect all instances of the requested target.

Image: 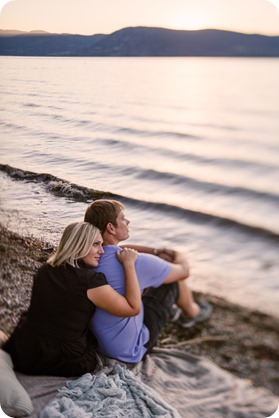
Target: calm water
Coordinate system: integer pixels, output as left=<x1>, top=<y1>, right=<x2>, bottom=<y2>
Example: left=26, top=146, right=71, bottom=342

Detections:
left=0, top=56, right=279, bottom=317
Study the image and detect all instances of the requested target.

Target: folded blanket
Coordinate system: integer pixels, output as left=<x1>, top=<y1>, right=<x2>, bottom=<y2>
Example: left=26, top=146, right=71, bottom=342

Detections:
left=40, top=363, right=180, bottom=418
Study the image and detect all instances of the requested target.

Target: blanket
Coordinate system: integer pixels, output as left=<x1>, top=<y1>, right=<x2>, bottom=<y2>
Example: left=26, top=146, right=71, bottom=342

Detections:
left=16, top=348, right=278, bottom=418
left=40, top=364, right=180, bottom=418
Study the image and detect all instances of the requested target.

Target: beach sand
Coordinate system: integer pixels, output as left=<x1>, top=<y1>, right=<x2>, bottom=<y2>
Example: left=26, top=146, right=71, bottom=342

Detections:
left=0, top=223, right=278, bottom=396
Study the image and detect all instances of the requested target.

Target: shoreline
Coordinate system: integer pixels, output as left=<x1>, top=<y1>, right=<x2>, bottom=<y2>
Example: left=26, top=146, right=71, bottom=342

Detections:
left=0, top=223, right=278, bottom=396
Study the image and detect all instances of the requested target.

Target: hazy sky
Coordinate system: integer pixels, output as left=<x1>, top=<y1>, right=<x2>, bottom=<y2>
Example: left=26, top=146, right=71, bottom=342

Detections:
left=0, top=0, right=279, bottom=36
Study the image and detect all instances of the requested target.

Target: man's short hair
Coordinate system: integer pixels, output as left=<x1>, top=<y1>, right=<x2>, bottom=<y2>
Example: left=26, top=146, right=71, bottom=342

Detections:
left=84, top=199, right=124, bottom=234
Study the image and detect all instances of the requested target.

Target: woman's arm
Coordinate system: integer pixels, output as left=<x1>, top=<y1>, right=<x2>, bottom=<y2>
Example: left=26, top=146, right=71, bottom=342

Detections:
left=87, top=248, right=141, bottom=317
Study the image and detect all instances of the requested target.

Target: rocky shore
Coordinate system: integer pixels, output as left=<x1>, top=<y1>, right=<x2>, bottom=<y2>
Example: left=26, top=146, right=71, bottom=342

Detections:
left=0, top=223, right=278, bottom=396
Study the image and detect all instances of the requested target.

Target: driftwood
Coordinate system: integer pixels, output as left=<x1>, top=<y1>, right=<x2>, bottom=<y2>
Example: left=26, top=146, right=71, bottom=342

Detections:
left=162, top=335, right=227, bottom=348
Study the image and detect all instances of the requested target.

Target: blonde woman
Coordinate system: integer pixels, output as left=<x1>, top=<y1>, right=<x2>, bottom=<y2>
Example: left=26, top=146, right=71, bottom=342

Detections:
left=3, top=222, right=140, bottom=377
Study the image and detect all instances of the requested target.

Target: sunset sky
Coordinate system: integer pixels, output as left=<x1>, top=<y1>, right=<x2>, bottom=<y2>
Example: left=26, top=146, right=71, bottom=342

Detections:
left=0, top=0, right=279, bottom=36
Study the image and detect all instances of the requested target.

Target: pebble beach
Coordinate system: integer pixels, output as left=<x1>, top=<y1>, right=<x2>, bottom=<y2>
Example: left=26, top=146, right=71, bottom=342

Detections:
left=0, top=222, right=278, bottom=397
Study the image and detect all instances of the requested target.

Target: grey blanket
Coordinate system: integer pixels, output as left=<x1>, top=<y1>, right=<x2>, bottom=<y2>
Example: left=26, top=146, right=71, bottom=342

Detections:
left=17, top=348, right=278, bottom=418
left=40, top=363, right=180, bottom=418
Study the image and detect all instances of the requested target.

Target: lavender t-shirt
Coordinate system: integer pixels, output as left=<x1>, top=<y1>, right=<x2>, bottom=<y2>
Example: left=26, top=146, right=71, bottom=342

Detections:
left=90, top=245, right=172, bottom=363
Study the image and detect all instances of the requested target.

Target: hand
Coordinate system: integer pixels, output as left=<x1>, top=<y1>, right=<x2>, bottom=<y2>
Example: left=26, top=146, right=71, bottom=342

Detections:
left=156, top=248, right=176, bottom=262
left=116, top=248, right=138, bottom=265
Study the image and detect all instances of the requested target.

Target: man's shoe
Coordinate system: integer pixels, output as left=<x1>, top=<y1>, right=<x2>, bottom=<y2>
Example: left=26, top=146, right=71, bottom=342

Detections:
left=169, top=304, right=182, bottom=322
left=178, top=300, right=213, bottom=329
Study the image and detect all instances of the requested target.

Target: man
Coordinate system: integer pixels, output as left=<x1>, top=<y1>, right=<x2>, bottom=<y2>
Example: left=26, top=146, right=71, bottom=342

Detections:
left=84, top=199, right=212, bottom=363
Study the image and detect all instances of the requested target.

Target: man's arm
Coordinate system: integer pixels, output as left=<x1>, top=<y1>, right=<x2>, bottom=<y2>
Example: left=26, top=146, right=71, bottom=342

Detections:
left=120, top=244, right=175, bottom=262
left=122, top=244, right=189, bottom=283
left=162, top=251, right=190, bottom=283
left=120, top=244, right=154, bottom=254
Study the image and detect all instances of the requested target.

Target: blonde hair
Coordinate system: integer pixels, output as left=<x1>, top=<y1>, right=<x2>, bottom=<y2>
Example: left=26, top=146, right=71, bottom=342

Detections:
left=48, top=222, right=100, bottom=267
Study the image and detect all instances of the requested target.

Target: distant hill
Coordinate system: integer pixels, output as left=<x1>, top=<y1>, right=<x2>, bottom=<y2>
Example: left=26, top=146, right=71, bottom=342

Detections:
left=0, top=26, right=279, bottom=57
left=0, top=29, right=50, bottom=36
left=0, top=31, right=106, bottom=56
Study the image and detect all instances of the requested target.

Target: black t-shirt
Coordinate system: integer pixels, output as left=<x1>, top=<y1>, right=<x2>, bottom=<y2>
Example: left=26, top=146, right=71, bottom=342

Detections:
left=4, top=263, right=108, bottom=376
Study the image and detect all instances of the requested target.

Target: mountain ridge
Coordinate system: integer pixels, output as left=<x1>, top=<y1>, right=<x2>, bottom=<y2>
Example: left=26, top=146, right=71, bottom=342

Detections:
left=0, top=26, right=279, bottom=56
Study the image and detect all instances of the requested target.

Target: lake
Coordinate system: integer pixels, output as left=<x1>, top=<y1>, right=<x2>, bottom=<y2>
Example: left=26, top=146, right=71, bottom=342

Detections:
left=0, top=56, right=278, bottom=317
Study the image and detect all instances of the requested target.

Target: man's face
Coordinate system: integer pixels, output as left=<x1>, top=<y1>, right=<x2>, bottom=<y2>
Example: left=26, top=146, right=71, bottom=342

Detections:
left=114, top=209, right=130, bottom=242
